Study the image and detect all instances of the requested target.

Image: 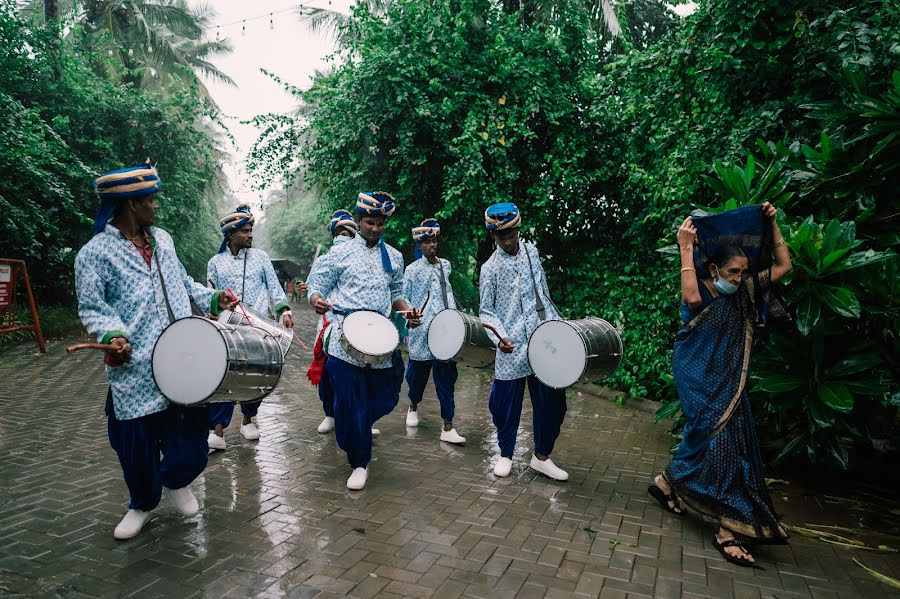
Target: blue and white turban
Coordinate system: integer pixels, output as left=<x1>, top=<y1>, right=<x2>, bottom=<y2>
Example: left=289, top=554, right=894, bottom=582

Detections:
left=329, top=209, right=358, bottom=235
left=356, top=191, right=396, bottom=217
left=484, top=202, right=521, bottom=231
left=412, top=218, right=440, bottom=260
left=217, top=205, right=255, bottom=253
left=355, top=191, right=397, bottom=272
left=92, top=158, right=162, bottom=234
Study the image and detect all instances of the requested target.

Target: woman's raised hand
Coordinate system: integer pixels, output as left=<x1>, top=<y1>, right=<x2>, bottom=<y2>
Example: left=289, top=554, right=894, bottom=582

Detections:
left=762, top=202, right=778, bottom=220
left=677, top=217, right=697, bottom=250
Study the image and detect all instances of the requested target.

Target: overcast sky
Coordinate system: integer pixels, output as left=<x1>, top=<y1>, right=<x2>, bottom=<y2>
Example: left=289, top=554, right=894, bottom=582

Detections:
left=195, top=0, right=353, bottom=212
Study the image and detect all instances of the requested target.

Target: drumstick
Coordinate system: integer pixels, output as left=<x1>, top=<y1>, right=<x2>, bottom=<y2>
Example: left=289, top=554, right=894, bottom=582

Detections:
left=66, top=342, right=118, bottom=353
left=396, top=291, right=431, bottom=317
left=226, top=288, right=253, bottom=325
left=482, top=323, right=504, bottom=341
left=290, top=329, right=309, bottom=351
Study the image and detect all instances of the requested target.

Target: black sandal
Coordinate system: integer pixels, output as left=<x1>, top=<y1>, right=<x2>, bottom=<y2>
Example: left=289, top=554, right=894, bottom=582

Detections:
left=647, top=484, right=684, bottom=515
left=712, top=535, right=757, bottom=568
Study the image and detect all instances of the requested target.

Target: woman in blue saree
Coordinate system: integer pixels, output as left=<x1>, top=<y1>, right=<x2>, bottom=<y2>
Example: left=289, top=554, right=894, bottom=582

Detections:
left=648, top=202, right=792, bottom=566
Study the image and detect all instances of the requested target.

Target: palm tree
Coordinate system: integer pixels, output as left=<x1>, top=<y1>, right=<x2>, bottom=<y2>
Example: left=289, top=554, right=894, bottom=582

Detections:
left=20, top=0, right=234, bottom=92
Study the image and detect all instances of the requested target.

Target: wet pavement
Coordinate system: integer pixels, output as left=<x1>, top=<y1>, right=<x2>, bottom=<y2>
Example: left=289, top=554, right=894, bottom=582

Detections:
left=1, top=303, right=898, bottom=599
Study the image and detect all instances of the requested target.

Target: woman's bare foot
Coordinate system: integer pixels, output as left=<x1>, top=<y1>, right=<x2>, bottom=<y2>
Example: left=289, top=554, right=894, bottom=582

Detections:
left=653, top=475, right=684, bottom=514
left=716, top=527, right=754, bottom=562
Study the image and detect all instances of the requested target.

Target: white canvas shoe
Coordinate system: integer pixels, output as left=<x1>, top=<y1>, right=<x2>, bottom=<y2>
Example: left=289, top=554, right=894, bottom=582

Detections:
left=240, top=422, right=260, bottom=440
left=114, top=509, right=152, bottom=540
left=207, top=432, right=226, bottom=451
left=318, top=416, right=335, bottom=433
left=440, top=428, right=466, bottom=445
left=371, top=428, right=380, bottom=437
left=169, top=486, right=200, bottom=517
left=406, top=408, right=419, bottom=427
left=493, top=457, right=513, bottom=478
left=529, top=455, right=569, bottom=481
left=347, top=467, right=368, bottom=490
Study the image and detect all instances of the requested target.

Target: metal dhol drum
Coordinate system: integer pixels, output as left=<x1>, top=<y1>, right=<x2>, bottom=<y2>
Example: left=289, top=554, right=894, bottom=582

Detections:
left=527, top=318, right=623, bottom=389
left=218, top=307, right=293, bottom=356
left=427, top=309, right=495, bottom=368
left=152, top=317, right=284, bottom=406
left=339, top=311, right=399, bottom=365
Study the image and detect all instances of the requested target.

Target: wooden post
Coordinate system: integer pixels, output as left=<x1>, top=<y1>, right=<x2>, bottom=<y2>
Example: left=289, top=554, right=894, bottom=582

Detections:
left=0, top=259, right=46, bottom=353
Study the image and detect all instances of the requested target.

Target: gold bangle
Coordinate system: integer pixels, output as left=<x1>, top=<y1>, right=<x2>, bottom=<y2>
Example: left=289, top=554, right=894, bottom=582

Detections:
left=774, top=238, right=785, bottom=248
left=680, top=267, right=695, bottom=273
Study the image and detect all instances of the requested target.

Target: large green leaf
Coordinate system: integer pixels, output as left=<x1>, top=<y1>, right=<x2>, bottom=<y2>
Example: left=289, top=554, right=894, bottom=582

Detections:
left=754, top=373, right=804, bottom=393
left=818, top=381, right=854, bottom=413
left=795, top=294, right=820, bottom=335
left=654, top=399, right=682, bottom=423
left=829, top=354, right=883, bottom=378
left=825, top=249, right=893, bottom=275
left=816, top=285, right=861, bottom=318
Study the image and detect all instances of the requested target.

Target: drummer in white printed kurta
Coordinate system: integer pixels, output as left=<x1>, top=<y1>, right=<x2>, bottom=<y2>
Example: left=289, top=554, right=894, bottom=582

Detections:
left=306, top=209, right=358, bottom=435
left=307, top=192, right=422, bottom=490
left=402, top=218, right=466, bottom=444
left=75, top=160, right=236, bottom=540
left=206, top=205, right=299, bottom=450
left=479, top=202, right=570, bottom=481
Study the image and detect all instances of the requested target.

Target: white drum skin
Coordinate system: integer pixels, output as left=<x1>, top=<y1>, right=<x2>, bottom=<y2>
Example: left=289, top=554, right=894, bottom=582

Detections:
left=339, top=311, right=399, bottom=365
left=152, top=316, right=284, bottom=406
left=528, top=318, right=623, bottom=389
left=427, top=309, right=495, bottom=368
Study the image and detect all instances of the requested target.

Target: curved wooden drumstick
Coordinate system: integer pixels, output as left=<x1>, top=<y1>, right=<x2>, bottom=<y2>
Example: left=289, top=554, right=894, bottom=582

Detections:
left=482, top=323, right=503, bottom=341
left=66, top=343, right=118, bottom=353
left=397, top=290, right=431, bottom=318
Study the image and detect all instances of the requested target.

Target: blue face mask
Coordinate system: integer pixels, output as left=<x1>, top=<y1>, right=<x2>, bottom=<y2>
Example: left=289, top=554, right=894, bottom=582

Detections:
left=712, top=266, right=740, bottom=295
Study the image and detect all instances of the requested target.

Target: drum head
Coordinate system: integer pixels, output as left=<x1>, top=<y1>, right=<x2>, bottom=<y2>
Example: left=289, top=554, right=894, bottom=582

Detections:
left=428, top=309, right=465, bottom=361
left=342, top=311, right=399, bottom=355
left=528, top=320, right=586, bottom=389
left=153, top=317, right=228, bottom=405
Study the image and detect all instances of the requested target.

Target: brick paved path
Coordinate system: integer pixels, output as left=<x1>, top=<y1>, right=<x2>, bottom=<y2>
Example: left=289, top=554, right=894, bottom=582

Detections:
left=1, top=304, right=897, bottom=598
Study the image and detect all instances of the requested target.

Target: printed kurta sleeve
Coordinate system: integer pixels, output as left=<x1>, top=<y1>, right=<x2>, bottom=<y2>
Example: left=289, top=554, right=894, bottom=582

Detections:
left=307, top=251, right=337, bottom=304
left=206, top=257, right=219, bottom=288
left=390, top=254, right=406, bottom=304
left=75, top=252, right=128, bottom=343
left=261, top=255, right=290, bottom=313
left=478, top=263, right=508, bottom=345
left=177, top=255, right=216, bottom=314
left=403, top=268, right=414, bottom=305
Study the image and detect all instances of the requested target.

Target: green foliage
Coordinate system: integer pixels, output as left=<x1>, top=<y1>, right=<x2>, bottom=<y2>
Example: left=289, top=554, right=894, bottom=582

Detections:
left=263, top=189, right=331, bottom=273
left=0, top=305, right=85, bottom=346
left=248, top=0, right=898, bottom=469
left=0, top=3, right=225, bottom=305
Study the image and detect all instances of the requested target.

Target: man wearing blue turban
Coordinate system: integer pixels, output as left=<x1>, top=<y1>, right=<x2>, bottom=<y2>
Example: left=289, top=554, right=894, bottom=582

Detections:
left=307, top=192, right=422, bottom=490
left=401, top=218, right=466, bottom=445
left=479, top=202, right=570, bottom=481
left=75, top=159, right=237, bottom=540
left=206, top=204, right=297, bottom=451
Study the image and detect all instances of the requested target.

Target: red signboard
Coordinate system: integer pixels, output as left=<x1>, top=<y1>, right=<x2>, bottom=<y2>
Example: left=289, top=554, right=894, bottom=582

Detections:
left=0, top=260, right=45, bottom=353
left=0, top=264, right=12, bottom=308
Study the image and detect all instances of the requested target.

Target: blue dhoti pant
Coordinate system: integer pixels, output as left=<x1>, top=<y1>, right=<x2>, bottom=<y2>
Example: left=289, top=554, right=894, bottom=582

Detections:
left=489, top=376, right=567, bottom=458
left=208, top=400, right=260, bottom=429
left=326, top=356, right=400, bottom=468
left=406, top=359, right=459, bottom=422
left=318, top=360, right=335, bottom=418
left=106, top=389, right=208, bottom=511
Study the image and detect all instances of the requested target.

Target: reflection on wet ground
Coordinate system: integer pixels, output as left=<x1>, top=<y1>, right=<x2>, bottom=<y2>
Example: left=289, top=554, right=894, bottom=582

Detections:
left=0, top=302, right=897, bottom=598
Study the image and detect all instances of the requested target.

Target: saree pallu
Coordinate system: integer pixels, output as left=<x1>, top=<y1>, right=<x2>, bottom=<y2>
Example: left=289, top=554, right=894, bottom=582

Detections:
left=665, top=280, right=789, bottom=543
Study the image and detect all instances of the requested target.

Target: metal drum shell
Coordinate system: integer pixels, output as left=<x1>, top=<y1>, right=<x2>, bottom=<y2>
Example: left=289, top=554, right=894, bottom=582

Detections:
left=339, top=311, right=399, bottom=366
left=527, top=318, right=624, bottom=389
left=427, top=309, right=496, bottom=368
left=152, top=316, right=284, bottom=406
left=218, top=308, right=293, bottom=356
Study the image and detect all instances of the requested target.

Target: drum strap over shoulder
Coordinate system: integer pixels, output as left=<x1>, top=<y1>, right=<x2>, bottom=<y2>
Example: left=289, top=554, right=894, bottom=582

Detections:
left=524, top=243, right=547, bottom=321
left=153, top=245, right=176, bottom=324
left=437, top=261, right=450, bottom=309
